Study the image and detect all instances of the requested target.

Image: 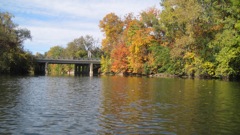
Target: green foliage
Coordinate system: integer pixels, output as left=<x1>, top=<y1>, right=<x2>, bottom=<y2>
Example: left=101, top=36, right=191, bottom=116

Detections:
left=76, top=50, right=87, bottom=58
left=209, top=0, right=240, bottom=78
left=63, top=35, right=100, bottom=59
left=41, top=35, right=101, bottom=75
left=149, top=43, right=171, bottom=73
left=101, top=55, right=111, bottom=74
left=214, top=30, right=240, bottom=76
left=46, top=46, right=64, bottom=59
left=0, top=12, right=33, bottom=75
left=97, top=0, right=240, bottom=78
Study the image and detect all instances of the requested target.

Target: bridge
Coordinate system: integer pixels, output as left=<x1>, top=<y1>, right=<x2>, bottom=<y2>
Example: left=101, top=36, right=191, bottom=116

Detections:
left=34, top=58, right=101, bottom=76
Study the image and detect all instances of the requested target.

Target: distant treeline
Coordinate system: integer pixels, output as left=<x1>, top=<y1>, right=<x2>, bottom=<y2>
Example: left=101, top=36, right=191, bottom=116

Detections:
left=0, top=12, right=33, bottom=75
left=36, top=35, right=103, bottom=75
left=99, top=0, right=240, bottom=79
left=37, top=35, right=102, bottom=59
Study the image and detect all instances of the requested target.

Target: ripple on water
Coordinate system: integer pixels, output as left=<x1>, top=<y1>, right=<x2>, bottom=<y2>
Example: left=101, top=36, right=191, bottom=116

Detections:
left=0, top=76, right=240, bottom=134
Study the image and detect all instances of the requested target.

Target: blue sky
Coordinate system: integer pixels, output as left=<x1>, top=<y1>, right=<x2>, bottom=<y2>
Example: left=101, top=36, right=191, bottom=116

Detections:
left=1, top=0, right=160, bottom=54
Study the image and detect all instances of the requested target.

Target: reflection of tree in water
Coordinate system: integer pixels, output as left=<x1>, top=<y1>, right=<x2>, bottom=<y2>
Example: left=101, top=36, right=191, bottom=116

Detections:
left=99, top=76, right=169, bottom=134
left=0, top=77, right=22, bottom=132
left=99, top=77, right=240, bottom=134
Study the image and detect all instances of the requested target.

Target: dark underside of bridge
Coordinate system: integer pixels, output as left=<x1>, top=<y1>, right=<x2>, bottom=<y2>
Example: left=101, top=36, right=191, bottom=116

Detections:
left=34, top=58, right=101, bottom=76
left=34, top=63, right=101, bottom=76
left=74, top=64, right=101, bottom=76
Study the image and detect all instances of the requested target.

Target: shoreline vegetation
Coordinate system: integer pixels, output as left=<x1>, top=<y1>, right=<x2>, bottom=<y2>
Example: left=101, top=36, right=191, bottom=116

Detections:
left=101, top=72, right=239, bottom=81
left=99, top=0, right=240, bottom=80
left=1, top=0, right=240, bottom=81
left=0, top=12, right=33, bottom=75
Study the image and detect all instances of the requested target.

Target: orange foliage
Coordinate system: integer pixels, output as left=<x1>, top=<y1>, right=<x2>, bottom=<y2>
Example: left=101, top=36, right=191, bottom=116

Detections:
left=111, top=43, right=129, bottom=73
left=126, top=20, right=156, bottom=73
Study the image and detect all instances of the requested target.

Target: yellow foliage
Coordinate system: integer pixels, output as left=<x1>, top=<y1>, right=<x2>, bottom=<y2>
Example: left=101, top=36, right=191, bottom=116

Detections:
left=202, top=62, right=215, bottom=76
left=184, top=52, right=195, bottom=59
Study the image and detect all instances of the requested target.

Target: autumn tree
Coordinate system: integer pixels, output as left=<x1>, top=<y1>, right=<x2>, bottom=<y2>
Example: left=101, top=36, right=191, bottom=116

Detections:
left=99, top=13, right=124, bottom=54
left=139, top=7, right=166, bottom=74
left=160, top=0, right=222, bottom=77
left=111, top=42, right=129, bottom=73
left=125, top=8, right=162, bottom=74
left=99, top=1, right=240, bottom=79
left=99, top=13, right=124, bottom=73
left=99, top=7, right=164, bottom=75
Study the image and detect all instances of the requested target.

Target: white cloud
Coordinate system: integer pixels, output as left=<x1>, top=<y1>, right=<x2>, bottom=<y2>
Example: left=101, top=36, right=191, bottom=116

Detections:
left=23, top=25, right=102, bottom=54
left=1, top=0, right=160, bottom=54
left=13, top=0, right=160, bottom=19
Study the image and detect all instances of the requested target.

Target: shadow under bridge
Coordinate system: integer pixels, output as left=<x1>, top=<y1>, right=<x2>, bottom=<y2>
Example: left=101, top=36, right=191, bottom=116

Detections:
left=34, top=58, right=101, bottom=76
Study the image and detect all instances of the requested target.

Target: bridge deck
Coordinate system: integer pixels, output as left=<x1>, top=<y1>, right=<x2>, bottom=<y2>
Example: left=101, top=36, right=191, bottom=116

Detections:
left=36, top=58, right=101, bottom=64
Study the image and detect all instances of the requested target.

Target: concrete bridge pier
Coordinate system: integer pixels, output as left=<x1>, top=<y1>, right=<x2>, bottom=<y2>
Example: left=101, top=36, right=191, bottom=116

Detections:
left=74, top=63, right=94, bottom=76
left=45, top=62, right=48, bottom=75
left=89, top=63, right=93, bottom=77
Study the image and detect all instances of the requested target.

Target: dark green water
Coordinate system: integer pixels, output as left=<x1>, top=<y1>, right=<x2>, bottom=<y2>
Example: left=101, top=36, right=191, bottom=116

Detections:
left=0, top=76, right=239, bottom=134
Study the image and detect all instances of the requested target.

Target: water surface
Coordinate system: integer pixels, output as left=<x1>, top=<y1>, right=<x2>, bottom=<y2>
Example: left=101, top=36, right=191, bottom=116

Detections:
left=0, top=76, right=239, bottom=134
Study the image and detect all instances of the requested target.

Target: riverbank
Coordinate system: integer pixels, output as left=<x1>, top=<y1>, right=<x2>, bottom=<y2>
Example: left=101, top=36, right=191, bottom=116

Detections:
left=101, top=72, right=240, bottom=81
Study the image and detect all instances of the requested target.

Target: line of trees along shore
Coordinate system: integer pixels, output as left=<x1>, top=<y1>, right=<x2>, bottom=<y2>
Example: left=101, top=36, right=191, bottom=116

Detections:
left=1, top=0, right=240, bottom=79
left=99, top=0, right=240, bottom=79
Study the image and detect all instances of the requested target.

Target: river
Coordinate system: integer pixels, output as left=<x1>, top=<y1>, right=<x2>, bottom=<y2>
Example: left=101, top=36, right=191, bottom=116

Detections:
left=0, top=75, right=239, bottom=134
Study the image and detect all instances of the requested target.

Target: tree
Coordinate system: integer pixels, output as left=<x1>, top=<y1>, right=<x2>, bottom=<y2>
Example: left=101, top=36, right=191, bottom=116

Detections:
left=210, top=0, right=240, bottom=78
left=42, top=35, right=100, bottom=75
left=0, top=12, right=32, bottom=74
left=99, top=8, right=163, bottom=75
left=111, top=43, right=129, bottom=73
left=159, top=0, right=221, bottom=77
left=46, top=46, right=64, bottom=59
left=66, top=35, right=99, bottom=58
left=98, top=0, right=240, bottom=78
left=99, top=13, right=124, bottom=54
left=125, top=8, right=161, bottom=74
left=45, top=46, right=65, bottom=75
left=35, top=52, right=44, bottom=58
left=99, top=13, right=124, bottom=74
left=64, top=42, right=80, bottom=59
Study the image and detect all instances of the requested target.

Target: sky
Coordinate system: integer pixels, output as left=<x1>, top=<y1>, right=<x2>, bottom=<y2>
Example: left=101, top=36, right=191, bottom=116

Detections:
left=1, top=0, right=160, bottom=54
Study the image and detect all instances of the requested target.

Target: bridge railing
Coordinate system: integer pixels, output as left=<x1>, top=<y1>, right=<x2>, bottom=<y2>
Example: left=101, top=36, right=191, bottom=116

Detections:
left=36, top=57, right=101, bottom=61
